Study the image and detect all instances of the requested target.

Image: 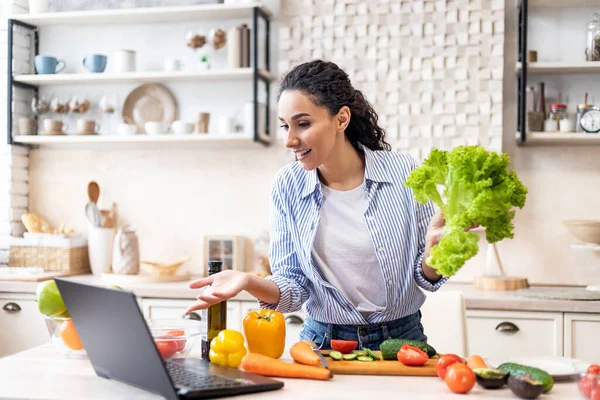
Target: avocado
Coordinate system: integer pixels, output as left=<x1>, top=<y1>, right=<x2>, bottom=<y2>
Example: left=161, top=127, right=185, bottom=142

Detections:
left=473, top=368, right=508, bottom=389
left=507, top=375, right=545, bottom=399
left=379, top=339, right=436, bottom=360
left=497, top=362, right=554, bottom=393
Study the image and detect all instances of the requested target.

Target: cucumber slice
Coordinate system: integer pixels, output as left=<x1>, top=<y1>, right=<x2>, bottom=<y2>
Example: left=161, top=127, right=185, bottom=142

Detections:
left=357, top=355, right=374, bottom=362
left=329, top=350, right=343, bottom=360
left=363, top=348, right=381, bottom=361
left=342, top=353, right=358, bottom=361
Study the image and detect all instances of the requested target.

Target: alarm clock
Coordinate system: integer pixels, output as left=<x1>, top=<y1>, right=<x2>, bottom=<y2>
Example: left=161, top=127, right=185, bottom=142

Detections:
left=580, top=106, right=600, bottom=133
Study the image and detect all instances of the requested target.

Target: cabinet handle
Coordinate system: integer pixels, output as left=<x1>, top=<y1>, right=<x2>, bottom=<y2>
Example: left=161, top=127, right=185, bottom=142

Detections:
left=3, top=302, right=21, bottom=313
left=285, top=315, right=304, bottom=325
left=495, top=321, right=519, bottom=333
left=184, top=312, right=202, bottom=321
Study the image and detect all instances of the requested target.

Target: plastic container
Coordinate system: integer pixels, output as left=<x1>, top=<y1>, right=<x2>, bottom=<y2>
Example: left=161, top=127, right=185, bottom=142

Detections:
left=43, top=315, right=87, bottom=358
left=147, top=319, right=204, bottom=360
left=577, top=371, right=599, bottom=399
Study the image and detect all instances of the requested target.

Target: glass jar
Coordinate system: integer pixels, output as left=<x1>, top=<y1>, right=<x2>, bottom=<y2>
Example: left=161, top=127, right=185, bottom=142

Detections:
left=587, top=13, right=600, bottom=61
left=545, top=104, right=567, bottom=132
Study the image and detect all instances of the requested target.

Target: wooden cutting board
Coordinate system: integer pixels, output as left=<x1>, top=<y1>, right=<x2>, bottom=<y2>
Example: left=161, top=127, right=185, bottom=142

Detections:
left=0, top=270, right=81, bottom=282
left=321, top=351, right=438, bottom=376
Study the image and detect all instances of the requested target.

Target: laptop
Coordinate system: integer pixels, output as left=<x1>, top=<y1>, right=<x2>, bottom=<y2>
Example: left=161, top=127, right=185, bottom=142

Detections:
left=54, top=278, right=284, bottom=400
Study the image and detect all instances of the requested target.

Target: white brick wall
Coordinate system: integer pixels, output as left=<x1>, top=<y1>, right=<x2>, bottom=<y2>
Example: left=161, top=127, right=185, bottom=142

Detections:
left=1, top=1, right=30, bottom=266
left=279, top=0, right=504, bottom=161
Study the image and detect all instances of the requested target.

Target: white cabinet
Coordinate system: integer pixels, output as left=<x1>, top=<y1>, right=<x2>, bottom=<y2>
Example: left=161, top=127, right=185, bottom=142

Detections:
left=0, top=294, right=50, bottom=358
left=141, top=298, right=242, bottom=332
left=467, top=310, right=563, bottom=360
left=564, top=312, right=600, bottom=364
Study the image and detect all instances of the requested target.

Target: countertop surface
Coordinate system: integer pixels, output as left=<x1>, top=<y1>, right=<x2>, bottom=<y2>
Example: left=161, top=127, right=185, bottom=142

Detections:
left=1, top=274, right=599, bottom=313
left=0, top=344, right=581, bottom=400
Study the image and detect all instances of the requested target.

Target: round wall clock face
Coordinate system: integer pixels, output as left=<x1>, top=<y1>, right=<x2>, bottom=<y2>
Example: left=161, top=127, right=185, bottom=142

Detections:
left=580, top=108, right=600, bottom=133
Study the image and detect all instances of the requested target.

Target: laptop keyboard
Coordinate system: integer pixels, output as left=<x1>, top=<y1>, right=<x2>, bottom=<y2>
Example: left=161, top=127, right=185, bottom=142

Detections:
left=165, top=361, right=250, bottom=390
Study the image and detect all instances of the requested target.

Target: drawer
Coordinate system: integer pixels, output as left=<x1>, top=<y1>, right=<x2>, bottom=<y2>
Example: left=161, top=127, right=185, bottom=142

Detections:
left=467, top=310, right=563, bottom=360
left=0, top=295, right=50, bottom=357
left=141, top=298, right=241, bottom=332
left=564, top=313, right=600, bottom=364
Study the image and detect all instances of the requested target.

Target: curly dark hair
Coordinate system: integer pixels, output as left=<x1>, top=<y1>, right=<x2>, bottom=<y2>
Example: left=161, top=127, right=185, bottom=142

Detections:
left=278, top=60, right=390, bottom=151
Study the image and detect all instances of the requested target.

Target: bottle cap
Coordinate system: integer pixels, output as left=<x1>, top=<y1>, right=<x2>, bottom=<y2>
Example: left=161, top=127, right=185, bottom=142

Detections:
left=207, top=260, right=223, bottom=275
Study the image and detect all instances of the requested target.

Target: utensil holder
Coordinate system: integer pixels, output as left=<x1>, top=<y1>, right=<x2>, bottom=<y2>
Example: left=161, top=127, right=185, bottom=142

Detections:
left=87, top=222, right=115, bottom=275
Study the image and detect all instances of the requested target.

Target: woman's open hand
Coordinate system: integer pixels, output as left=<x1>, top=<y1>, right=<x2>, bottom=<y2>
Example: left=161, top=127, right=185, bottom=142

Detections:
left=184, top=270, right=250, bottom=315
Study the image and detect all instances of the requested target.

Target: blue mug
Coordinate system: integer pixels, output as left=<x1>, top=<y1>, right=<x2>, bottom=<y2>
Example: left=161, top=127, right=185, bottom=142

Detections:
left=35, top=55, right=66, bottom=74
left=82, top=54, right=107, bottom=73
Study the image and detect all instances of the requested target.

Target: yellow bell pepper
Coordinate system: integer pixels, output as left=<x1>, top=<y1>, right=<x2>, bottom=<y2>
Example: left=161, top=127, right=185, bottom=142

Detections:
left=243, top=309, right=286, bottom=359
left=209, top=330, right=247, bottom=368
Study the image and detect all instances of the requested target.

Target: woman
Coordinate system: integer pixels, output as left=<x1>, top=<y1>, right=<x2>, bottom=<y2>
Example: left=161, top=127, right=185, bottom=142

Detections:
left=186, top=60, right=449, bottom=350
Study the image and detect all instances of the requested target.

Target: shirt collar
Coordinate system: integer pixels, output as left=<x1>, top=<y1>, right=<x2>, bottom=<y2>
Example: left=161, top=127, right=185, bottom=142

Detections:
left=300, top=144, right=393, bottom=199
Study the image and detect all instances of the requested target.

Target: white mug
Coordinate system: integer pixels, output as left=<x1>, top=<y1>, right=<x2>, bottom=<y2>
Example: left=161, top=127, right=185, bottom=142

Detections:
left=29, top=0, right=49, bottom=14
left=171, top=120, right=194, bottom=135
left=164, top=58, right=183, bottom=72
left=145, top=121, right=168, bottom=135
left=218, top=116, right=234, bottom=135
left=113, top=49, right=136, bottom=73
left=117, top=123, right=137, bottom=136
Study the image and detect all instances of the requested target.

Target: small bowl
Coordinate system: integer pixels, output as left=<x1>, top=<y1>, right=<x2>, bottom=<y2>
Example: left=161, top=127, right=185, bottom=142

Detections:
left=578, top=372, right=600, bottom=399
left=563, top=220, right=600, bottom=245
left=43, top=315, right=87, bottom=358
left=146, top=319, right=203, bottom=360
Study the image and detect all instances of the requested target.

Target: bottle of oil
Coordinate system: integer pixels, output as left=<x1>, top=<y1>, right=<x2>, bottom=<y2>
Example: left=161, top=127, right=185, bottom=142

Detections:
left=201, top=260, right=227, bottom=360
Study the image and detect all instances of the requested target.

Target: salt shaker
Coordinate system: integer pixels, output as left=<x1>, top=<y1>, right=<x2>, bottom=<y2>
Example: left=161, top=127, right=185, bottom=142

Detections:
left=112, top=225, right=140, bottom=275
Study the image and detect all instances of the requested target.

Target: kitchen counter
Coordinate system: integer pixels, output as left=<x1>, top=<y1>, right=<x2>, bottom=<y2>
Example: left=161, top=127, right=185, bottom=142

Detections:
left=0, top=344, right=581, bottom=400
left=1, top=274, right=599, bottom=313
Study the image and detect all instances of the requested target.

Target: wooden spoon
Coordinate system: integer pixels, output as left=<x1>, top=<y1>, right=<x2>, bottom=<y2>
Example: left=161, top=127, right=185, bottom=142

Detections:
left=87, top=181, right=100, bottom=204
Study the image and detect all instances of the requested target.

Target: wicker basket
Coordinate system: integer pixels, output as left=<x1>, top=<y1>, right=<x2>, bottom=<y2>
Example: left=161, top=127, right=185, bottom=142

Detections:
left=8, top=234, right=90, bottom=274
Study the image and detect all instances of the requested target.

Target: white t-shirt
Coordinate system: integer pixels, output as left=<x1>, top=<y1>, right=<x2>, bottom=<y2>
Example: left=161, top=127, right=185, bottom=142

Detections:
left=312, top=182, right=387, bottom=318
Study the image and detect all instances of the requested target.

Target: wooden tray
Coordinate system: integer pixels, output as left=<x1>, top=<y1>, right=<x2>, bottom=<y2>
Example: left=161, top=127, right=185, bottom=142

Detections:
left=321, top=351, right=438, bottom=376
left=0, top=270, right=81, bottom=282
left=100, top=272, right=191, bottom=285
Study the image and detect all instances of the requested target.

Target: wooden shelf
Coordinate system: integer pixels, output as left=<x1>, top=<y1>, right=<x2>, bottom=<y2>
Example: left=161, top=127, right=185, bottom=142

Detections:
left=11, top=133, right=270, bottom=147
left=516, top=61, right=600, bottom=74
left=528, top=0, right=600, bottom=8
left=516, top=131, right=600, bottom=145
left=12, top=3, right=272, bottom=27
left=13, top=68, right=274, bottom=86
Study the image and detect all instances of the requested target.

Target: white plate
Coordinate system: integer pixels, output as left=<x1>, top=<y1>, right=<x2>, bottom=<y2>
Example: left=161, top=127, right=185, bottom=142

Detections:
left=487, top=356, right=589, bottom=381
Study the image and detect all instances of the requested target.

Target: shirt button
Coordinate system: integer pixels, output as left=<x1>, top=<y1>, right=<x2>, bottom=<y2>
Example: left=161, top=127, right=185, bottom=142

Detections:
left=367, top=215, right=375, bottom=221
left=387, top=279, right=393, bottom=286
left=378, top=246, right=385, bottom=253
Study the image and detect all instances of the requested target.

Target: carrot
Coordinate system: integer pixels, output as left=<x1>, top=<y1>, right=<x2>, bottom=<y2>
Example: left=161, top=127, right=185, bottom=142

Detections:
left=466, top=355, right=487, bottom=370
left=241, top=353, right=333, bottom=380
left=289, top=341, right=321, bottom=366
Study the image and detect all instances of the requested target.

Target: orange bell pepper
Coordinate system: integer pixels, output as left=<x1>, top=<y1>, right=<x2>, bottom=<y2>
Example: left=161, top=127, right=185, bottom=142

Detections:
left=243, top=309, right=286, bottom=359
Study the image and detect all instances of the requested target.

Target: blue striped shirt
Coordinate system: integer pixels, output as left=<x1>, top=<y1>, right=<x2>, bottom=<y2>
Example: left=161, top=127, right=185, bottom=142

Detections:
left=259, top=145, right=448, bottom=325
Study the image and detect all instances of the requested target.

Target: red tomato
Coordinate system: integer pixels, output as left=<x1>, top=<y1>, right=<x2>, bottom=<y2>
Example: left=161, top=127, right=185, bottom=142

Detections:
left=436, top=354, right=463, bottom=379
left=589, top=364, right=600, bottom=375
left=330, top=340, right=358, bottom=354
left=397, top=344, right=428, bottom=366
left=166, top=330, right=186, bottom=352
left=155, top=340, right=178, bottom=359
left=445, top=363, right=476, bottom=394
left=592, top=387, right=600, bottom=400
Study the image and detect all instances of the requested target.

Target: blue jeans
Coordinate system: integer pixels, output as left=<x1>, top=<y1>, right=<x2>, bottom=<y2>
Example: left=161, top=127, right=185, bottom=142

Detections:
left=299, top=311, right=427, bottom=351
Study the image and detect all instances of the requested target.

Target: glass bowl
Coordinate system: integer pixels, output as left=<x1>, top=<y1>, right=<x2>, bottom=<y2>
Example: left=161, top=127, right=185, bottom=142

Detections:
left=43, top=315, right=87, bottom=358
left=146, top=319, right=203, bottom=360
left=578, top=371, right=600, bottom=399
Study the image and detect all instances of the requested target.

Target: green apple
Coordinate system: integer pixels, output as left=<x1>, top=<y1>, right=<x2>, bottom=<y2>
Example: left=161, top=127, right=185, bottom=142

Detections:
left=36, top=280, right=67, bottom=317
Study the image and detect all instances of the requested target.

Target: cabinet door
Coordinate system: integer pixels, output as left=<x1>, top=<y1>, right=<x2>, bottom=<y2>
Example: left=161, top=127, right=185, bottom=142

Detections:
left=0, top=294, right=50, bottom=358
left=142, top=298, right=241, bottom=332
left=467, top=310, right=563, bottom=360
left=564, top=313, right=600, bottom=364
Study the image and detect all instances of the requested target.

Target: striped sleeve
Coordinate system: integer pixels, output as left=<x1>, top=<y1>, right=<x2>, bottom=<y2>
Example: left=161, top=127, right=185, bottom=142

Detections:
left=258, top=177, right=310, bottom=313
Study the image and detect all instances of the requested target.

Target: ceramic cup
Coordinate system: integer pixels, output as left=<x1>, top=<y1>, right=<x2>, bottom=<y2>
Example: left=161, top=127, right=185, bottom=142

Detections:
left=195, top=112, right=210, bottom=134
left=76, top=119, right=100, bottom=135
left=117, top=123, right=137, bottom=136
left=218, top=116, right=234, bottom=135
left=144, top=121, right=168, bottom=135
left=35, top=55, right=66, bottom=74
left=18, top=117, right=36, bottom=135
left=171, top=120, right=194, bottom=135
left=82, top=54, right=107, bottom=73
left=42, top=119, right=68, bottom=135
left=113, top=49, right=136, bottom=73
left=28, top=0, right=49, bottom=14
left=164, top=58, right=183, bottom=72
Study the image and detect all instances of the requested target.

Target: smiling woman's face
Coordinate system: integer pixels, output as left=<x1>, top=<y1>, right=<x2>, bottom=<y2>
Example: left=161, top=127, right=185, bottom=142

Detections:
left=278, top=90, right=340, bottom=171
